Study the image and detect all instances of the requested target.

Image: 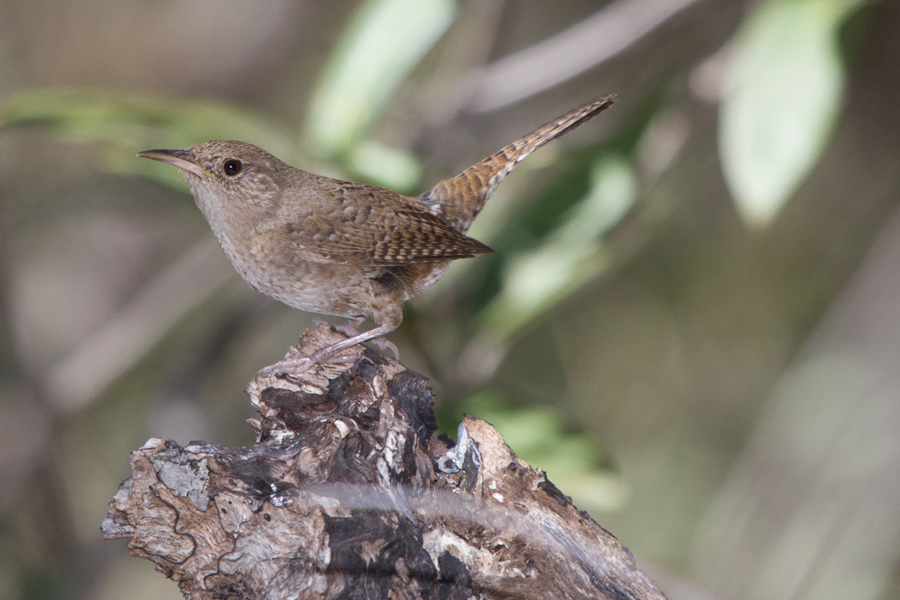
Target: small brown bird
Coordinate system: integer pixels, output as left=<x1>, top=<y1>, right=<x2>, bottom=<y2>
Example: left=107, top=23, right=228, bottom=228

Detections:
left=139, top=95, right=616, bottom=373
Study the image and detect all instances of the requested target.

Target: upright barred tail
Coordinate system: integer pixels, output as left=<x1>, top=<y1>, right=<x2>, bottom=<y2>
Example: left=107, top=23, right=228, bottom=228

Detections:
left=419, top=94, right=616, bottom=233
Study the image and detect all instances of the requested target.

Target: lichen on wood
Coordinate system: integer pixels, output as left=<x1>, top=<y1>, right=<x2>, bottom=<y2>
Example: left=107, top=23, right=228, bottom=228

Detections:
left=102, top=323, right=667, bottom=600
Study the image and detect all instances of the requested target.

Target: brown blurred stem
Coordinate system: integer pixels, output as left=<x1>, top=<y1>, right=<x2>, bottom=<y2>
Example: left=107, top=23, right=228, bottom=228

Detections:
left=464, top=0, right=703, bottom=112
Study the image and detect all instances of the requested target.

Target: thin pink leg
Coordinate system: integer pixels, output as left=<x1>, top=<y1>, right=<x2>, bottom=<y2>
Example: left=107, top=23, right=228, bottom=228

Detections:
left=257, top=322, right=398, bottom=376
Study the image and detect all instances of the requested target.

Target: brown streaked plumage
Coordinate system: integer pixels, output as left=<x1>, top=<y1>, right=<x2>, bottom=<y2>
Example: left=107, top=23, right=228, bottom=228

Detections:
left=138, top=95, right=616, bottom=373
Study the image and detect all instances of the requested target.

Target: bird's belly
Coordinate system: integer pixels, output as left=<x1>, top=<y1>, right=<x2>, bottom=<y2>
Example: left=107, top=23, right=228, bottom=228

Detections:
left=235, top=254, right=374, bottom=319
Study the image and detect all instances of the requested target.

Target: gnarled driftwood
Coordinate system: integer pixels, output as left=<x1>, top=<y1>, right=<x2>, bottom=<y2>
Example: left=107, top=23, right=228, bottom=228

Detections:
left=102, top=323, right=667, bottom=600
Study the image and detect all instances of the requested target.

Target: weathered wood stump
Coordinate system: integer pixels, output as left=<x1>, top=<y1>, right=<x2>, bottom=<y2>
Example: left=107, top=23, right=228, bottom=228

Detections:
left=102, top=323, right=667, bottom=600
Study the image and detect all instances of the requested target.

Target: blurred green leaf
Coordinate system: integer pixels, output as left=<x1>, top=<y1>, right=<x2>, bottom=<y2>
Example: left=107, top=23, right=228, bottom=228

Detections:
left=346, top=140, right=423, bottom=193
left=0, top=88, right=298, bottom=188
left=304, top=0, right=457, bottom=157
left=480, top=155, right=636, bottom=336
left=719, top=0, right=864, bottom=226
left=459, top=390, right=627, bottom=514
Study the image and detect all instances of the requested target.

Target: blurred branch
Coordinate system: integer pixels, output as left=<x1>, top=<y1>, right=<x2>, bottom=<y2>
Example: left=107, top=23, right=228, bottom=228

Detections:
left=464, top=0, right=703, bottom=112
left=417, top=0, right=508, bottom=131
left=46, top=238, right=232, bottom=412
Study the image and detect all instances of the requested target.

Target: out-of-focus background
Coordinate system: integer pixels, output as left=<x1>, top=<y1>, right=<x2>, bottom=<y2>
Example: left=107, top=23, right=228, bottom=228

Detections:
left=1, top=0, right=899, bottom=598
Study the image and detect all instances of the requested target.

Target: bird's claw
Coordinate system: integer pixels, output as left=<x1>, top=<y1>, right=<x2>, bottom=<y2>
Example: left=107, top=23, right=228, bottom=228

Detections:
left=336, top=318, right=399, bottom=360
left=258, top=343, right=362, bottom=378
left=368, top=337, right=400, bottom=360
left=334, top=316, right=366, bottom=338
left=257, top=354, right=315, bottom=377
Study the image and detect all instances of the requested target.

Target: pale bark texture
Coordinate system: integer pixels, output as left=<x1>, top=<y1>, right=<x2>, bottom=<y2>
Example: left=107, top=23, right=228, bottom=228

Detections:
left=102, top=323, right=667, bottom=600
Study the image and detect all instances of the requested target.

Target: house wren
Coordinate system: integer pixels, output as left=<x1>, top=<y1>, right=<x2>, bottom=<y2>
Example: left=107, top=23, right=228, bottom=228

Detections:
left=138, top=95, right=616, bottom=373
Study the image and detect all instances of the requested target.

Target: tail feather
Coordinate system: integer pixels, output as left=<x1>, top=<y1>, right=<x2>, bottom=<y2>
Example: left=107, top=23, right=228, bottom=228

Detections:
left=419, top=94, right=616, bottom=233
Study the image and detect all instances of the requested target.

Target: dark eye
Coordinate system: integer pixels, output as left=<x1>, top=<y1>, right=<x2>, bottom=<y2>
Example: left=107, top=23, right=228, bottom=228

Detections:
left=223, top=159, right=243, bottom=177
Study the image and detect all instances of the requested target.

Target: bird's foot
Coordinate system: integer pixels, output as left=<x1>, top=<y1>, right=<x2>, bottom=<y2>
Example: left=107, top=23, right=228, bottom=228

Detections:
left=256, top=320, right=399, bottom=378
left=368, top=337, right=400, bottom=360
left=256, top=354, right=315, bottom=377
left=333, top=316, right=366, bottom=338
left=334, top=317, right=399, bottom=359
left=256, top=348, right=359, bottom=378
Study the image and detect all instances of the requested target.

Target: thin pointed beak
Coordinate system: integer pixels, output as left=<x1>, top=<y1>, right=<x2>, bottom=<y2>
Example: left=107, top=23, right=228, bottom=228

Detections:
left=137, top=148, right=212, bottom=178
